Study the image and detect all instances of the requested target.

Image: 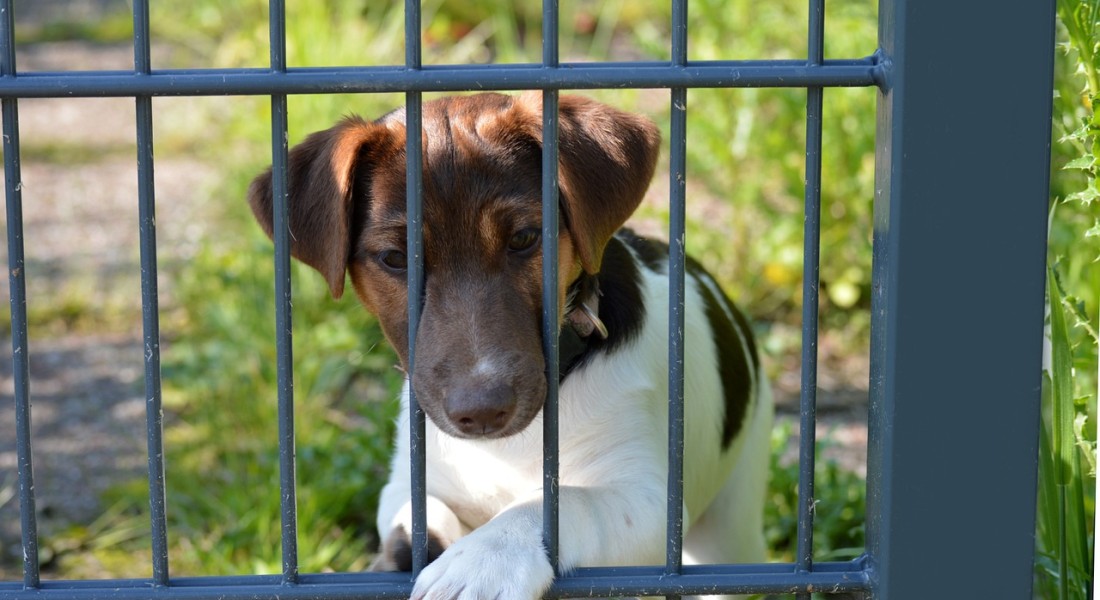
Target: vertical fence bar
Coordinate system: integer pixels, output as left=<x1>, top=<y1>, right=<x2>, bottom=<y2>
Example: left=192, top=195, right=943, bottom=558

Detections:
left=404, top=0, right=428, bottom=577
left=540, top=0, right=561, bottom=575
left=794, top=2, right=824, bottom=597
left=267, top=0, right=299, bottom=584
left=0, top=0, right=38, bottom=589
left=132, top=0, right=169, bottom=586
left=865, top=0, right=1053, bottom=597
left=665, top=0, right=688, bottom=589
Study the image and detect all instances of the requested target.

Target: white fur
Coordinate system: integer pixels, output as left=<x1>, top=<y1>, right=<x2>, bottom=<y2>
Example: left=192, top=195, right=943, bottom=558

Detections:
left=377, top=253, right=772, bottom=600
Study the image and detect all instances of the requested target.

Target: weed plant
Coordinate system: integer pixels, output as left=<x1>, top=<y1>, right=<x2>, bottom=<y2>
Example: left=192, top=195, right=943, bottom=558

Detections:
left=1037, top=1, right=1100, bottom=597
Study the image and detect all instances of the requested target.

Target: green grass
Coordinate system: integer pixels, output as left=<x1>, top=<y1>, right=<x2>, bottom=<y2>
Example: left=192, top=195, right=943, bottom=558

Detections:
left=12, top=141, right=136, bottom=164
left=155, top=233, right=401, bottom=575
left=14, top=12, right=134, bottom=45
left=765, top=422, right=866, bottom=564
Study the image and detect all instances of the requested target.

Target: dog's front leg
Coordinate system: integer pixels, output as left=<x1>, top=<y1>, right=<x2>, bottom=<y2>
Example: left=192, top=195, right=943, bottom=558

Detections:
left=411, top=483, right=666, bottom=600
left=370, top=481, right=467, bottom=572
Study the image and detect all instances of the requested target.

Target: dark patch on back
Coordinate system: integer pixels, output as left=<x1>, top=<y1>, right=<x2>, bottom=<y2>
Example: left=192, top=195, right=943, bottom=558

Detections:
left=616, top=227, right=668, bottom=272
left=685, top=256, right=757, bottom=448
left=563, top=230, right=757, bottom=449
left=559, top=235, right=646, bottom=379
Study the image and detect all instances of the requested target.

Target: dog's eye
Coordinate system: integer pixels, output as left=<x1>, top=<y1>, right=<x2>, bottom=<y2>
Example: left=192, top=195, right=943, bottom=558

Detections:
left=507, top=228, right=541, bottom=254
left=378, top=250, right=408, bottom=273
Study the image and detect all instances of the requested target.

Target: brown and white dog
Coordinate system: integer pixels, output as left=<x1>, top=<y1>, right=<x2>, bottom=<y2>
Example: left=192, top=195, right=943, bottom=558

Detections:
left=248, top=92, right=772, bottom=600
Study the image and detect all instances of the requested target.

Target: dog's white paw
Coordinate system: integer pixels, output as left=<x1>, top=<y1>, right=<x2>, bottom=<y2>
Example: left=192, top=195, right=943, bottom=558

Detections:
left=411, top=518, right=553, bottom=600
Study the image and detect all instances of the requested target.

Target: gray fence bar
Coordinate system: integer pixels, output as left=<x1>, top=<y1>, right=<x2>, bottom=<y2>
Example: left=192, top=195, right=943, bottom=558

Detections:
left=0, top=0, right=39, bottom=588
left=403, top=90, right=428, bottom=576
left=548, top=564, right=868, bottom=597
left=266, top=0, right=299, bottom=585
left=131, top=0, right=169, bottom=586
left=665, top=0, right=689, bottom=592
left=794, top=1, right=824, bottom=597
left=0, top=562, right=870, bottom=600
left=864, top=0, right=1054, bottom=597
left=0, top=60, right=878, bottom=98
left=540, top=0, right=562, bottom=573
left=403, top=0, right=428, bottom=577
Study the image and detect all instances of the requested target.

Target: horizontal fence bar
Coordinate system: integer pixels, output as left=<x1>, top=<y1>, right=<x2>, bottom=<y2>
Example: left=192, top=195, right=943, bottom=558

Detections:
left=0, top=563, right=871, bottom=600
left=0, top=59, right=881, bottom=98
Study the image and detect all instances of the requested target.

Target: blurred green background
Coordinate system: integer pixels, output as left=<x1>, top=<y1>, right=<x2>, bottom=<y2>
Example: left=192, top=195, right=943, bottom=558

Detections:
left=0, top=0, right=1093, bottom=596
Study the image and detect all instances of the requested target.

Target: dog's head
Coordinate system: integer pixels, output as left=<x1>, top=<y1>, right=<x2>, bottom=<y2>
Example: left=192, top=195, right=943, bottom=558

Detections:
left=248, top=93, right=659, bottom=439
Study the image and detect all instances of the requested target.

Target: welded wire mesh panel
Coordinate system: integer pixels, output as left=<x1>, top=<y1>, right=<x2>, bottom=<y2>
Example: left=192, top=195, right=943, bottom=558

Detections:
left=0, top=0, right=1055, bottom=599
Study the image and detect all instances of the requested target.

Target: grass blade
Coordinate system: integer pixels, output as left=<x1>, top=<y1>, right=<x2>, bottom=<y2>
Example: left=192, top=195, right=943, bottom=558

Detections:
left=1045, top=267, right=1093, bottom=598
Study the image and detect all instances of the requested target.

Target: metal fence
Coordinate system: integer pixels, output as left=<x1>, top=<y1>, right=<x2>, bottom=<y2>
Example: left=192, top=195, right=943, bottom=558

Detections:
left=0, top=0, right=1055, bottom=599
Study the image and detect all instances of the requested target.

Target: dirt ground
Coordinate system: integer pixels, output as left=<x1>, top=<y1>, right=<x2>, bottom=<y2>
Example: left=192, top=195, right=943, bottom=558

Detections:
left=0, top=13, right=870, bottom=580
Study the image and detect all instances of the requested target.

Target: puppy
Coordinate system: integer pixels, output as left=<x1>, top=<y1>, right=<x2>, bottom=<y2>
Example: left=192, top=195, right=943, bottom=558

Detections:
left=248, top=92, right=772, bottom=600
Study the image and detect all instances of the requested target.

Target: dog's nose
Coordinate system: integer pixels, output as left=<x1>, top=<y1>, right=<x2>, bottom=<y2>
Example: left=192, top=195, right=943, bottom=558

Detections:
left=444, top=383, right=517, bottom=437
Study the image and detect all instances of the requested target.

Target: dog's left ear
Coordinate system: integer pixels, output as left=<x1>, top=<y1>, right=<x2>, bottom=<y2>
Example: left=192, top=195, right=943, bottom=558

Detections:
left=513, top=93, right=661, bottom=274
left=247, top=117, right=394, bottom=299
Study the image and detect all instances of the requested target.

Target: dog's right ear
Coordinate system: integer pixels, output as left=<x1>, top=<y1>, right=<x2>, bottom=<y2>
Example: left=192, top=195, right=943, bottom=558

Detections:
left=507, top=93, right=660, bottom=276
left=248, top=116, right=393, bottom=299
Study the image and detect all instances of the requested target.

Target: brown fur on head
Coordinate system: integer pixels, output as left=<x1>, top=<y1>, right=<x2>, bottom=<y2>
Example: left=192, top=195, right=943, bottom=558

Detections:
left=248, top=93, right=660, bottom=439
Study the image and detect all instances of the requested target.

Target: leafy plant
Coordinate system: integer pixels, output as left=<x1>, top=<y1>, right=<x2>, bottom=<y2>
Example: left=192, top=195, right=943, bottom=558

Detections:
left=1036, top=269, right=1096, bottom=599
left=1038, top=1, right=1100, bottom=596
left=765, top=422, right=865, bottom=565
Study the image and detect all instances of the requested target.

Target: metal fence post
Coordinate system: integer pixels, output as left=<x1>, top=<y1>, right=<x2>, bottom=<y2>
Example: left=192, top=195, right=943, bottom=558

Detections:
left=865, top=0, right=1056, bottom=597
